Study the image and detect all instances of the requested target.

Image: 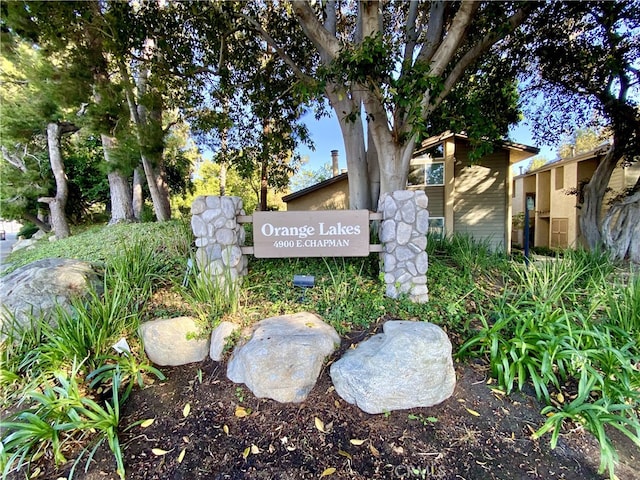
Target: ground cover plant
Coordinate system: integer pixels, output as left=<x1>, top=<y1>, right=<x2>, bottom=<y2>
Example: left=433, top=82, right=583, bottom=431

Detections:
left=0, top=221, right=638, bottom=480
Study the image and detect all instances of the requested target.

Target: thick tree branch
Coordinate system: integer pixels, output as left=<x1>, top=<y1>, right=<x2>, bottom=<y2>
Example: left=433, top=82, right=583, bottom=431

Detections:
left=290, top=1, right=341, bottom=64
left=1, top=145, right=28, bottom=173
left=359, top=0, right=381, bottom=39
left=402, top=0, right=421, bottom=69
left=423, top=5, right=533, bottom=117
left=428, top=0, right=480, bottom=77
left=235, top=10, right=314, bottom=81
left=416, top=1, right=445, bottom=65
left=323, top=0, right=337, bottom=35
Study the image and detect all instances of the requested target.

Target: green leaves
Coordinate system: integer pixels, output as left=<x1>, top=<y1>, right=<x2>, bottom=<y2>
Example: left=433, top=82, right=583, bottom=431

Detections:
left=460, top=250, right=640, bottom=479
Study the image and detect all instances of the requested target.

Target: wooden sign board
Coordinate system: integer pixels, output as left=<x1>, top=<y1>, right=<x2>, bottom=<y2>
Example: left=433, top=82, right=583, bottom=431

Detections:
left=253, top=210, right=370, bottom=258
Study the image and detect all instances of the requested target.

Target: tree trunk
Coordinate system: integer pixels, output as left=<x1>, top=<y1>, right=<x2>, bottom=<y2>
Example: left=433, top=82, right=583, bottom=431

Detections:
left=331, top=98, right=370, bottom=209
left=120, top=60, right=172, bottom=221
left=260, top=159, right=268, bottom=211
left=602, top=189, right=640, bottom=262
left=38, top=122, right=76, bottom=239
left=132, top=166, right=144, bottom=221
left=101, top=134, right=135, bottom=224
left=23, top=212, right=51, bottom=233
left=367, top=127, right=381, bottom=209
left=219, top=163, right=227, bottom=196
left=579, top=149, right=618, bottom=251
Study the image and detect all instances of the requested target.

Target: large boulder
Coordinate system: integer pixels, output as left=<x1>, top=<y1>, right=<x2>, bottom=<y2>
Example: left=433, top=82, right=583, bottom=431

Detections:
left=330, top=320, right=456, bottom=414
left=0, top=258, right=102, bottom=339
left=227, top=312, right=340, bottom=403
left=139, top=316, right=209, bottom=366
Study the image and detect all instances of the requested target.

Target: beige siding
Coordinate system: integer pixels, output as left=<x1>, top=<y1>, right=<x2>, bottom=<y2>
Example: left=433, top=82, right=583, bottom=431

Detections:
left=453, top=145, right=509, bottom=250
left=286, top=178, right=349, bottom=211
left=409, top=185, right=445, bottom=217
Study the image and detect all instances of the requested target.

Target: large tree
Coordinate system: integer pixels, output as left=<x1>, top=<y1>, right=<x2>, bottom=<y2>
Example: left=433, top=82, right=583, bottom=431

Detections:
left=0, top=35, right=86, bottom=238
left=186, top=2, right=314, bottom=211
left=241, top=1, right=534, bottom=209
left=521, top=1, right=639, bottom=261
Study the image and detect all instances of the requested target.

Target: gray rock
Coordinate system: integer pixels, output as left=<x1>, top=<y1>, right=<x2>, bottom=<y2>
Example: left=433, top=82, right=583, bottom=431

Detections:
left=210, top=321, right=240, bottom=362
left=227, top=312, right=340, bottom=403
left=205, top=196, right=221, bottom=209
left=11, top=238, right=37, bottom=253
left=140, top=316, right=209, bottom=366
left=191, top=196, right=207, bottom=215
left=191, top=214, right=207, bottom=238
left=330, top=321, right=455, bottom=414
left=0, top=258, right=102, bottom=339
left=396, top=222, right=413, bottom=245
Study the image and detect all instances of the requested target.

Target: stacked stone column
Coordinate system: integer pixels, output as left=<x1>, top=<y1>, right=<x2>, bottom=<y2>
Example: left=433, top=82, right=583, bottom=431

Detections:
left=378, top=191, right=429, bottom=303
left=190, top=196, right=247, bottom=286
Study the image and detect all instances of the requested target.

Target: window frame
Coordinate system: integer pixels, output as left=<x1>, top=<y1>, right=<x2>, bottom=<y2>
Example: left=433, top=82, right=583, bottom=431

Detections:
left=427, top=217, right=445, bottom=238
left=407, top=160, right=445, bottom=187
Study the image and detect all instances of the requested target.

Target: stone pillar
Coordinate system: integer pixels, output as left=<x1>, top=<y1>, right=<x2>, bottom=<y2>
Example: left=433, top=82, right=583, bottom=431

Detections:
left=190, top=196, right=247, bottom=286
left=378, top=190, right=429, bottom=303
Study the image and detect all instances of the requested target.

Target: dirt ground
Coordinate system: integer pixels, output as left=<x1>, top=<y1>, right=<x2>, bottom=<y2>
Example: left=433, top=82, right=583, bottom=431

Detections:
left=24, top=324, right=640, bottom=480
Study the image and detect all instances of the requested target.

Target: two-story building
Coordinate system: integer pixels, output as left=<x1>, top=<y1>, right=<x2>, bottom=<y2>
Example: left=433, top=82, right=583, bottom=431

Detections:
left=512, top=145, right=640, bottom=249
left=284, top=131, right=538, bottom=252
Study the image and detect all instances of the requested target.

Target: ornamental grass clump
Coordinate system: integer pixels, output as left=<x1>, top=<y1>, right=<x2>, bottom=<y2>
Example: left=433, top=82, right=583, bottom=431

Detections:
left=459, top=252, right=640, bottom=479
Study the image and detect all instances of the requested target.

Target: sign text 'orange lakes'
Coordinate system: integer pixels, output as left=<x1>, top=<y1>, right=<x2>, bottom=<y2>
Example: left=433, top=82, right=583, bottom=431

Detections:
left=252, top=210, right=370, bottom=258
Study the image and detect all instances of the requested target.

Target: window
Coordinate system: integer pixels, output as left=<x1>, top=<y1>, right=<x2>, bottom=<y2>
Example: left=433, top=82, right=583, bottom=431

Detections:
left=428, top=217, right=445, bottom=238
left=555, top=166, right=564, bottom=190
left=408, top=162, right=444, bottom=186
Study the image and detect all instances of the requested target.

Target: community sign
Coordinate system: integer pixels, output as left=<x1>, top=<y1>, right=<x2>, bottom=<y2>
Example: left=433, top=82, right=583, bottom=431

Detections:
left=252, top=210, right=370, bottom=258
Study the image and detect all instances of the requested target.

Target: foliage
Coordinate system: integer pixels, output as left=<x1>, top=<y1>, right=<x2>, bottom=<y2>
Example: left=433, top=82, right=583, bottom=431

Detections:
left=3, top=220, right=192, bottom=274
left=459, top=250, right=640, bottom=478
left=557, top=128, right=607, bottom=159
left=0, top=361, right=128, bottom=480
left=180, top=260, right=241, bottom=332
left=1, top=222, right=637, bottom=479
left=0, top=223, right=186, bottom=479
left=289, top=161, right=334, bottom=193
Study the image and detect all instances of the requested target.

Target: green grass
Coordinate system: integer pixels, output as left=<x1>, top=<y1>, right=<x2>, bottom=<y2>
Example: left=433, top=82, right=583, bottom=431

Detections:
left=1, top=221, right=638, bottom=480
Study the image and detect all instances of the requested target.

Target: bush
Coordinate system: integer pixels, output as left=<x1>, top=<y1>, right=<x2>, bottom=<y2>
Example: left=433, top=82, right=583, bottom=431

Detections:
left=17, top=223, right=39, bottom=239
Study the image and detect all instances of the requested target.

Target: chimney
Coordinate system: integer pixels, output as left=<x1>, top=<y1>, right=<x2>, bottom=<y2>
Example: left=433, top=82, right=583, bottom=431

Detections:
left=519, top=166, right=523, bottom=175
left=331, top=150, right=339, bottom=177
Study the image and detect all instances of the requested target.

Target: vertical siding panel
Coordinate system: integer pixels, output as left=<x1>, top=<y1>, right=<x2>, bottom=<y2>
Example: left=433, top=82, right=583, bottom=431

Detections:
left=454, top=145, right=509, bottom=250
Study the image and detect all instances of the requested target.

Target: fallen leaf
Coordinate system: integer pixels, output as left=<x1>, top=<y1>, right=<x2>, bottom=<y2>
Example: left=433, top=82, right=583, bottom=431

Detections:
left=251, top=444, right=260, bottom=454
left=183, top=403, right=191, bottom=418
left=177, top=448, right=186, bottom=463
left=466, top=408, right=481, bottom=417
left=140, top=418, right=155, bottom=428
left=314, top=416, right=326, bottom=433
left=152, top=448, right=171, bottom=456
left=242, top=446, right=250, bottom=460
left=349, top=439, right=366, bottom=446
left=490, top=388, right=505, bottom=396
left=557, top=392, right=565, bottom=403
left=392, top=445, right=404, bottom=455
left=338, top=449, right=352, bottom=460
left=235, top=406, right=250, bottom=418
left=320, top=467, right=336, bottom=477
left=369, top=444, right=380, bottom=457
left=183, top=436, right=190, bottom=443
left=223, top=425, right=230, bottom=435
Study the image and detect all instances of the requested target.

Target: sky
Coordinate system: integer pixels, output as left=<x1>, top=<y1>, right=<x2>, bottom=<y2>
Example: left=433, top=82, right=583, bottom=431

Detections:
left=296, top=111, right=557, bottom=176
